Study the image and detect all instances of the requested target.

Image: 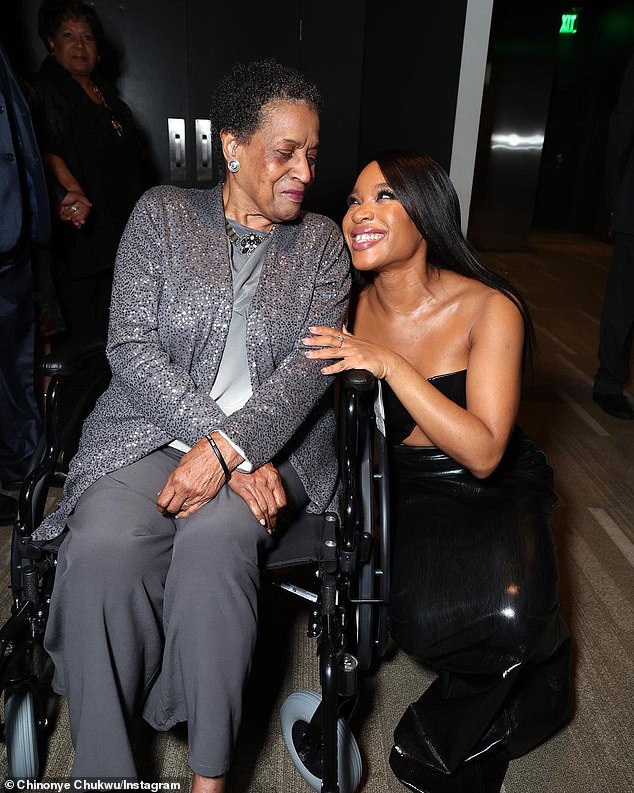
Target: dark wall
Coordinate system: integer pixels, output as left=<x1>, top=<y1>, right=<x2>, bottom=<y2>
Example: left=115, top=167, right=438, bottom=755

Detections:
left=532, top=0, right=634, bottom=238
left=358, top=0, right=467, bottom=172
left=3, top=0, right=468, bottom=222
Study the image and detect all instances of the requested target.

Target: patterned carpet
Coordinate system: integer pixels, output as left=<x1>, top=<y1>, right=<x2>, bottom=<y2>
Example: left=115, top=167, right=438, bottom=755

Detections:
left=1, top=230, right=633, bottom=791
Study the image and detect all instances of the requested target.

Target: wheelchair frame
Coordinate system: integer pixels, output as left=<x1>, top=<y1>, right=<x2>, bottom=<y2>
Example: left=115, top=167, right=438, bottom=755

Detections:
left=0, top=340, right=390, bottom=793
left=1, top=339, right=111, bottom=779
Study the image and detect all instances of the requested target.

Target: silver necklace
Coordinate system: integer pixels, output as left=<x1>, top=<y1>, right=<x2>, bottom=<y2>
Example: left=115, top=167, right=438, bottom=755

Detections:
left=225, top=220, right=273, bottom=258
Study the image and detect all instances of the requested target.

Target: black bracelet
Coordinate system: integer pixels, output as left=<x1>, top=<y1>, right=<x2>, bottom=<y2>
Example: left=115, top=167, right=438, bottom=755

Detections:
left=205, top=433, right=231, bottom=482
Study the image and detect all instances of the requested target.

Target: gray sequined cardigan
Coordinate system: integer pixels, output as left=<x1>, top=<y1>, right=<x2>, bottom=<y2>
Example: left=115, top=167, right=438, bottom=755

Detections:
left=35, top=184, right=351, bottom=540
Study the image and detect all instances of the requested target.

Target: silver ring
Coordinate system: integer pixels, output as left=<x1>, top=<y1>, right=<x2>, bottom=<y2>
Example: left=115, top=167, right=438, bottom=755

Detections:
left=336, top=334, right=344, bottom=349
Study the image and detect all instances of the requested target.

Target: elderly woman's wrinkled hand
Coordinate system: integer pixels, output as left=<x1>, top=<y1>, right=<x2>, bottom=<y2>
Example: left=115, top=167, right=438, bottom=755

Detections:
left=228, top=463, right=287, bottom=533
left=156, top=435, right=240, bottom=518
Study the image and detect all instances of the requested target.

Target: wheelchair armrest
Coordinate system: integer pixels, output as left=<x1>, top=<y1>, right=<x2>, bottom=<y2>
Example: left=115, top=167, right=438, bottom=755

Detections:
left=341, top=369, right=376, bottom=392
left=18, top=341, right=110, bottom=534
left=41, top=338, right=106, bottom=377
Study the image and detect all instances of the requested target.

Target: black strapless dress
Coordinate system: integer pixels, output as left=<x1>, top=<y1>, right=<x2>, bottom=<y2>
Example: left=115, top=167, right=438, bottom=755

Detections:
left=383, top=371, right=571, bottom=793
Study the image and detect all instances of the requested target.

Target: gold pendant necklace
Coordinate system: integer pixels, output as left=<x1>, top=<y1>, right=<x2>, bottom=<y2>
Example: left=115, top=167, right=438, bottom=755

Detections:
left=90, top=82, right=124, bottom=137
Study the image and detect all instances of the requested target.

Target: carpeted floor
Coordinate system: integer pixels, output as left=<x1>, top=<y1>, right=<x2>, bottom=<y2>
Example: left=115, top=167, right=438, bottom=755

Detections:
left=1, top=230, right=633, bottom=791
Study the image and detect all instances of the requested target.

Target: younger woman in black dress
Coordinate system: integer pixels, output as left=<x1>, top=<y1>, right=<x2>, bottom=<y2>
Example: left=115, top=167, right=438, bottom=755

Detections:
left=303, top=151, right=571, bottom=793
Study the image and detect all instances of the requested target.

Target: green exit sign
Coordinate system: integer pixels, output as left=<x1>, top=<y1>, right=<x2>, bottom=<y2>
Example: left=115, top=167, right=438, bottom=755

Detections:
left=560, top=13, right=579, bottom=34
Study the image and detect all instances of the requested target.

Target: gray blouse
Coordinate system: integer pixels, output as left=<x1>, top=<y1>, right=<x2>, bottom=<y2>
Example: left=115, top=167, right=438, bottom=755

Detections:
left=170, top=223, right=272, bottom=460
left=210, top=223, right=271, bottom=415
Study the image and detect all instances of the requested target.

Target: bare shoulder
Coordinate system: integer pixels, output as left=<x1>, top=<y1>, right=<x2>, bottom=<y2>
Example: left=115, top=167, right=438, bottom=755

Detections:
left=479, top=288, right=524, bottom=326
left=470, top=287, right=525, bottom=352
left=443, top=273, right=519, bottom=318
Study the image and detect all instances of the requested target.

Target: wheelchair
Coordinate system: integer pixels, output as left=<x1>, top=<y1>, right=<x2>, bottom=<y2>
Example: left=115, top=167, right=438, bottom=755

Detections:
left=0, top=339, right=390, bottom=793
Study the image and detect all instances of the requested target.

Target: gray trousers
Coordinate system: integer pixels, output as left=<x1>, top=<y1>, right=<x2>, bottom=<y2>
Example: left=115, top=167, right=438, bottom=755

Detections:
left=44, top=446, right=307, bottom=778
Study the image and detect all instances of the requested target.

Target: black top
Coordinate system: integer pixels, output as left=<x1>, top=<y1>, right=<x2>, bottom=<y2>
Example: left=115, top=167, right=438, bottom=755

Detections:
left=29, top=57, right=150, bottom=278
left=384, top=368, right=555, bottom=502
left=382, top=369, right=467, bottom=444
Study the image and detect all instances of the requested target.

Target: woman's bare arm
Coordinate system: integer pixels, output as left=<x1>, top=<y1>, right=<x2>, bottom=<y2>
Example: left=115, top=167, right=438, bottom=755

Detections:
left=304, top=292, right=525, bottom=478
left=44, top=153, right=85, bottom=195
left=44, top=154, right=92, bottom=226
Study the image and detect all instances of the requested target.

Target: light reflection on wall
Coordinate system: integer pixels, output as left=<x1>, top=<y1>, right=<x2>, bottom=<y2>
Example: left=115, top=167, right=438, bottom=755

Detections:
left=490, top=133, right=545, bottom=150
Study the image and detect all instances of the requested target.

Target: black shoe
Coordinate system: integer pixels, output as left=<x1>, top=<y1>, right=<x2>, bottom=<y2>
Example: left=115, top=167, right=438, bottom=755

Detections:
left=0, top=492, right=18, bottom=524
left=592, top=392, right=634, bottom=420
left=389, top=744, right=509, bottom=793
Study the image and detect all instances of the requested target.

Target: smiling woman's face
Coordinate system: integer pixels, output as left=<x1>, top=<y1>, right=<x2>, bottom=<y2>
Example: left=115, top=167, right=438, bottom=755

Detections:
left=48, top=16, right=98, bottom=79
left=343, top=160, right=423, bottom=274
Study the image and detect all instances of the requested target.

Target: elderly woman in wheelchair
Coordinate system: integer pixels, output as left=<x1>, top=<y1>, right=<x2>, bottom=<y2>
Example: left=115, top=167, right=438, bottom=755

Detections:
left=15, top=58, right=351, bottom=789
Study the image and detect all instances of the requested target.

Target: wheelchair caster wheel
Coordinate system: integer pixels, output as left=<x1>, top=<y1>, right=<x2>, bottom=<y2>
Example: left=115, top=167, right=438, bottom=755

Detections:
left=4, top=686, right=39, bottom=779
left=280, top=690, right=362, bottom=793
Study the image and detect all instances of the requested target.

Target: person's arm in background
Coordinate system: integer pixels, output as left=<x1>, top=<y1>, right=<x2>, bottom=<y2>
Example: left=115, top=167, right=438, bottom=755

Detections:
left=0, top=47, right=50, bottom=250
left=28, top=79, right=91, bottom=228
left=0, top=72, right=23, bottom=253
left=44, top=154, right=92, bottom=227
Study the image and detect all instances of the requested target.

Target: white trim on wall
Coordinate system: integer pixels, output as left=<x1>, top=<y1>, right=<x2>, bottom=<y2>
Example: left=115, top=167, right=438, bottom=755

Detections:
left=449, top=0, right=494, bottom=235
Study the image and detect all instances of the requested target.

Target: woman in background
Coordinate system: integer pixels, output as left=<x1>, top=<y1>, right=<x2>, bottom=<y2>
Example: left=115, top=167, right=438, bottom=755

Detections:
left=305, top=151, right=571, bottom=793
left=30, top=0, right=149, bottom=342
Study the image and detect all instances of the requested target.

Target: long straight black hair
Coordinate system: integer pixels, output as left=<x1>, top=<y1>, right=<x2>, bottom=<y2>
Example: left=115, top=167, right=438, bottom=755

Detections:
left=366, top=150, right=536, bottom=370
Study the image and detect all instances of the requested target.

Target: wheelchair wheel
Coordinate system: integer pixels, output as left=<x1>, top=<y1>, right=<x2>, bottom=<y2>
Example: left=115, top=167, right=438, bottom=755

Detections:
left=4, top=686, right=39, bottom=779
left=280, top=690, right=362, bottom=793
